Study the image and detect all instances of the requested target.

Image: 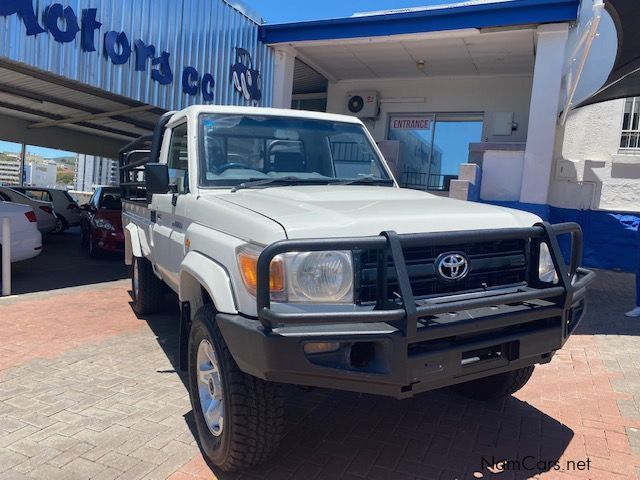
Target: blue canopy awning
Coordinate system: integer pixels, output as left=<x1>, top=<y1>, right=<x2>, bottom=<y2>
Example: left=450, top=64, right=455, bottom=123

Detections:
left=259, top=0, right=580, bottom=44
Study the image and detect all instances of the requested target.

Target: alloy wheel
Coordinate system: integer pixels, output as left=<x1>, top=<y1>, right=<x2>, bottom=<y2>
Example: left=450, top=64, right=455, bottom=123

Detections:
left=196, top=339, right=224, bottom=436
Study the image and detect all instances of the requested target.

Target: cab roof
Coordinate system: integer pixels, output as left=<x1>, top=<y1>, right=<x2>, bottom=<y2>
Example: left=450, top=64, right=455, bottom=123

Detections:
left=173, top=105, right=365, bottom=126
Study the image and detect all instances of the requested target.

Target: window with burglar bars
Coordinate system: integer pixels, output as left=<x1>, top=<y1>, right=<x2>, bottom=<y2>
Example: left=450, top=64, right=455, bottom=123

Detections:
left=620, top=97, right=640, bottom=150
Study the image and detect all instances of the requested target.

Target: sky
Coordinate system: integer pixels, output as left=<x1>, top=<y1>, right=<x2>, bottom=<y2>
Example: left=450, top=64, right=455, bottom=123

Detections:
left=0, top=140, right=74, bottom=159
left=242, top=0, right=452, bottom=23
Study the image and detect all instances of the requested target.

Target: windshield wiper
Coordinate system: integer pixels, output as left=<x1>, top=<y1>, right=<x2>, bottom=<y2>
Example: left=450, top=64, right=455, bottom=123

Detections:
left=230, top=176, right=331, bottom=192
left=334, top=177, right=395, bottom=186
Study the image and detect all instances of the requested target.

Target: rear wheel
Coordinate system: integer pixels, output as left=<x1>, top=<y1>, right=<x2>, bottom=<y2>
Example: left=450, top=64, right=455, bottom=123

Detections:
left=451, top=366, right=535, bottom=400
left=131, top=256, right=164, bottom=314
left=188, top=305, right=284, bottom=472
left=54, top=215, right=67, bottom=234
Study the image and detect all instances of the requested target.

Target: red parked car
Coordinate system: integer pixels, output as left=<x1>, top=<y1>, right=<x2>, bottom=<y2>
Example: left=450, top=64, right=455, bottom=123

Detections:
left=80, top=186, right=124, bottom=257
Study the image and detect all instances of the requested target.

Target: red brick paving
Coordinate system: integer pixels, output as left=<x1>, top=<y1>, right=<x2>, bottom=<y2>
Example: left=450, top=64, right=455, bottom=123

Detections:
left=0, top=283, right=143, bottom=372
left=169, top=334, right=640, bottom=480
left=2, top=280, right=639, bottom=479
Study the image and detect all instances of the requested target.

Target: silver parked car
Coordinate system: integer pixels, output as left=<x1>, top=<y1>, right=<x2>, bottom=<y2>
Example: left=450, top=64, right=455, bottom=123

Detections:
left=11, top=187, right=81, bottom=233
left=0, top=187, right=57, bottom=233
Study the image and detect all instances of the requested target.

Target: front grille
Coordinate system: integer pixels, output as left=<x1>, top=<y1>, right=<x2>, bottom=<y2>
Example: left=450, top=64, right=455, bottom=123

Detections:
left=357, top=239, right=529, bottom=304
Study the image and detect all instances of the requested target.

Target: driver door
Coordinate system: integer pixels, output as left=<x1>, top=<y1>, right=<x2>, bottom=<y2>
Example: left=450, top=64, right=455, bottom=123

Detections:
left=150, top=122, right=190, bottom=290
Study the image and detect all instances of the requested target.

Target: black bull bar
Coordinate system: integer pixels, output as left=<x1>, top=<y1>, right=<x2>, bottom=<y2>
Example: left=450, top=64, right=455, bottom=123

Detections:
left=255, top=222, right=595, bottom=340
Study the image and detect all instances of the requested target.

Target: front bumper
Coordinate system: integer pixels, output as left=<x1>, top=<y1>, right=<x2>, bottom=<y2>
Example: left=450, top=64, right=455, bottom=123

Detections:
left=219, top=279, right=590, bottom=399
left=93, top=229, right=125, bottom=252
left=220, top=222, right=595, bottom=399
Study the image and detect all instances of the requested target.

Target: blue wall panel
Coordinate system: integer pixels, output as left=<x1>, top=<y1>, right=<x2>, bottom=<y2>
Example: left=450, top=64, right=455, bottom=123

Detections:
left=0, top=0, right=274, bottom=110
left=486, top=201, right=639, bottom=273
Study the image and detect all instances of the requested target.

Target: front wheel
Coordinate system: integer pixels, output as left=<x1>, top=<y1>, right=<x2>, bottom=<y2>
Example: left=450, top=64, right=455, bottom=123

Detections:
left=451, top=366, right=535, bottom=400
left=88, top=233, right=100, bottom=258
left=188, top=305, right=284, bottom=472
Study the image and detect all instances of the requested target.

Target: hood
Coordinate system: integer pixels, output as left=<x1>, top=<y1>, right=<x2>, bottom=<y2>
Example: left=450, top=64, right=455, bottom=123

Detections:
left=216, top=186, right=541, bottom=239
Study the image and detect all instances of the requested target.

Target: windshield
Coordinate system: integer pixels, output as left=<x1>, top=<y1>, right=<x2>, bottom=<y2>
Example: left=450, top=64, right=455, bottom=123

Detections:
left=99, top=190, right=122, bottom=210
left=198, top=114, right=392, bottom=187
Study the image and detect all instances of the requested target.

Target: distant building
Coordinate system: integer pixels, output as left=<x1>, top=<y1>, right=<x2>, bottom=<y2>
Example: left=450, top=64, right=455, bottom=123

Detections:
left=24, top=160, right=57, bottom=187
left=75, top=154, right=118, bottom=192
left=0, top=154, right=20, bottom=185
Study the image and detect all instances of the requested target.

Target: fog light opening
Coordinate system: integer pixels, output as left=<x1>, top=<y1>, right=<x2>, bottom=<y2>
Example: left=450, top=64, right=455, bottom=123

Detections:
left=349, top=342, right=375, bottom=369
left=303, top=342, right=340, bottom=355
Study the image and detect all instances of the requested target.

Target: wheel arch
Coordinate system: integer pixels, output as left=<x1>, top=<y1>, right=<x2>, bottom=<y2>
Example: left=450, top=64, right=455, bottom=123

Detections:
left=124, top=223, right=142, bottom=266
left=179, top=251, right=237, bottom=318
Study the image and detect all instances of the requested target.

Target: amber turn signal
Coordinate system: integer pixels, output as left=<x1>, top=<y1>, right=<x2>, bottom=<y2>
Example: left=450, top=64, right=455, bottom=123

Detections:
left=237, top=248, right=284, bottom=296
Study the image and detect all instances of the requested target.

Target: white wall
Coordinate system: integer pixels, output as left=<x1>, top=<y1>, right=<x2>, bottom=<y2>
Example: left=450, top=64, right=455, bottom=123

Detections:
left=24, top=161, right=57, bottom=187
left=326, top=75, right=533, bottom=144
left=550, top=100, right=640, bottom=212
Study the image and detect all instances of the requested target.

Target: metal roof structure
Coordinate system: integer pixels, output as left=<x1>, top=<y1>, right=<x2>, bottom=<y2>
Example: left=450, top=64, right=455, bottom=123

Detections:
left=0, top=0, right=274, bottom=157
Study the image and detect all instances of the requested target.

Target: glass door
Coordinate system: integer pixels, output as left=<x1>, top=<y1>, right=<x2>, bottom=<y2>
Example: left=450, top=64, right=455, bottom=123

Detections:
left=388, top=113, right=483, bottom=191
left=387, top=114, right=436, bottom=189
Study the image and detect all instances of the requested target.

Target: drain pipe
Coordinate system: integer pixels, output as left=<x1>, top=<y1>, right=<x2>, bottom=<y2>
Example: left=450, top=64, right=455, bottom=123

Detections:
left=2, top=217, right=10, bottom=296
left=560, top=0, right=604, bottom=125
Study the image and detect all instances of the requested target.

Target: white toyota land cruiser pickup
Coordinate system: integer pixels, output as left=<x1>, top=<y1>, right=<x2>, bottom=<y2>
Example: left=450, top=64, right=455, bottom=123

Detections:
left=120, top=105, right=594, bottom=471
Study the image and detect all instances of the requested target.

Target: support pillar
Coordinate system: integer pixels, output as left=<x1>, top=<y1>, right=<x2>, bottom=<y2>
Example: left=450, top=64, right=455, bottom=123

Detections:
left=272, top=47, right=296, bottom=109
left=520, top=23, right=569, bottom=204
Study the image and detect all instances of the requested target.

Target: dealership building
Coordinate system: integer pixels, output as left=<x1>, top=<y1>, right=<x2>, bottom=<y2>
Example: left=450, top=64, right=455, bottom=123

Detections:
left=0, top=0, right=638, bottom=270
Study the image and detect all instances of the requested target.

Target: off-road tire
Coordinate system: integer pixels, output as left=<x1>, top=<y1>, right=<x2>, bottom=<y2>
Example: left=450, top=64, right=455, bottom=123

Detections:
left=451, top=366, right=535, bottom=400
left=188, top=304, right=284, bottom=472
left=131, top=256, right=164, bottom=314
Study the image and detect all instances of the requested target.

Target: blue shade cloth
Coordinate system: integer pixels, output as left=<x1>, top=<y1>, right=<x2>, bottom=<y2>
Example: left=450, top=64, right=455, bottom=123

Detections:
left=484, top=201, right=640, bottom=273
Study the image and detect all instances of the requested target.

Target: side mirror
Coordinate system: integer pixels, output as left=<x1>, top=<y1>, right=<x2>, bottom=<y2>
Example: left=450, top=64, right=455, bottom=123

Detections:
left=145, top=163, right=169, bottom=199
left=80, top=203, right=91, bottom=211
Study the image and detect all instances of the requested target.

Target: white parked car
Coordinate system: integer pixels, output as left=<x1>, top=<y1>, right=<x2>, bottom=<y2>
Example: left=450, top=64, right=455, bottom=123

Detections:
left=0, top=201, right=43, bottom=263
left=0, top=187, right=57, bottom=233
left=10, top=186, right=81, bottom=233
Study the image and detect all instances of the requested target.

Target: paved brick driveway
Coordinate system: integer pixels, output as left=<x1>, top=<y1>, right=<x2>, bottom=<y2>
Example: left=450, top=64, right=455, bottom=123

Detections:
left=1, top=271, right=639, bottom=480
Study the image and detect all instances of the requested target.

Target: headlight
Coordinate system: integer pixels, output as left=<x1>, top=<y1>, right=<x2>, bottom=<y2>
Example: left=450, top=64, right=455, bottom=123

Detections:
left=94, top=218, right=115, bottom=231
left=538, top=242, right=559, bottom=284
left=236, top=245, right=353, bottom=303
left=288, top=251, right=353, bottom=303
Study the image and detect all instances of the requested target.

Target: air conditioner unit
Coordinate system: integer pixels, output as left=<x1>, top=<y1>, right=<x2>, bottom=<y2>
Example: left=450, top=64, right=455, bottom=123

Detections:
left=346, top=91, right=379, bottom=118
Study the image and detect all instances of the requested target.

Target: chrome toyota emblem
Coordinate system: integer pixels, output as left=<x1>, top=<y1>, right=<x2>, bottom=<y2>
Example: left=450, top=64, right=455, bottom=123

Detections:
left=436, top=253, right=470, bottom=281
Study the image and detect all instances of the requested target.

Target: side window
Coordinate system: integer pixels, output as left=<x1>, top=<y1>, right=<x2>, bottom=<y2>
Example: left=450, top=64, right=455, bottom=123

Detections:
left=167, top=124, right=189, bottom=194
left=31, top=190, right=51, bottom=202
left=23, top=190, right=39, bottom=200
left=328, top=133, right=380, bottom=178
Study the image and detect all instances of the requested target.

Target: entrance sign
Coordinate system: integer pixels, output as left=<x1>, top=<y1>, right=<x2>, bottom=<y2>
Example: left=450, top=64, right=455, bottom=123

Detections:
left=392, top=117, right=432, bottom=130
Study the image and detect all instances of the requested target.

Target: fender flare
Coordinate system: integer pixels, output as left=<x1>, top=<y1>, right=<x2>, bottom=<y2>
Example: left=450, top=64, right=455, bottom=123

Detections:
left=179, top=251, right=237, bottom=315
left=124, top=223, right=142, bottom=265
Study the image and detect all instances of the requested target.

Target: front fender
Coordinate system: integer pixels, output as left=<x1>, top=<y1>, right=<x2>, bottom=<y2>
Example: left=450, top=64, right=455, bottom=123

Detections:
left=179, top=251, right=237, bottom=315
left=124, top=223, right=142, bottom=265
